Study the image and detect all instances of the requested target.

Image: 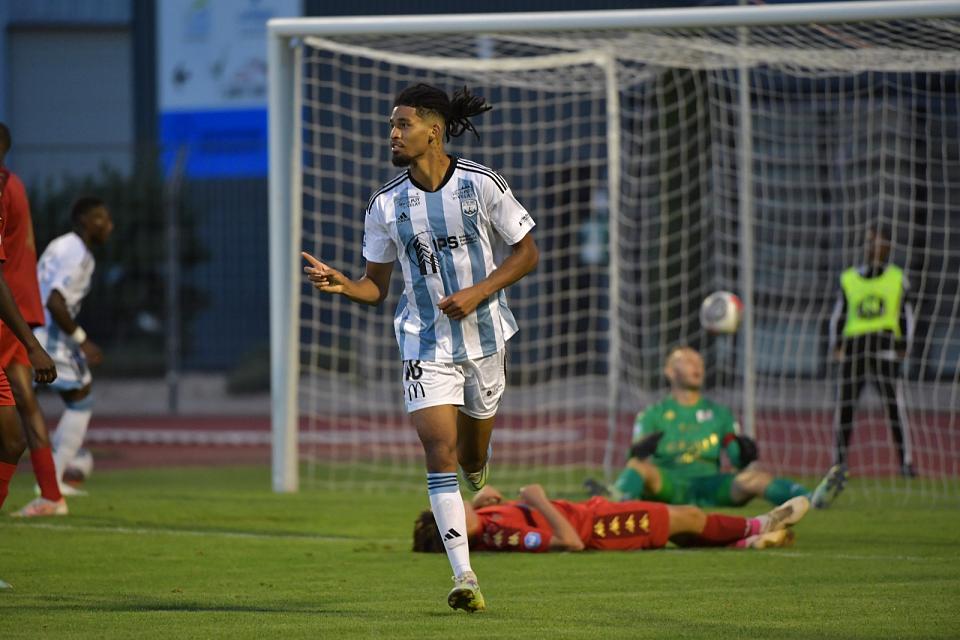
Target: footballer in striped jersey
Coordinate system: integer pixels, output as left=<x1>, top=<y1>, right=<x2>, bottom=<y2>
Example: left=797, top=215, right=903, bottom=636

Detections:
left=304, top=84, right=539, bottom=612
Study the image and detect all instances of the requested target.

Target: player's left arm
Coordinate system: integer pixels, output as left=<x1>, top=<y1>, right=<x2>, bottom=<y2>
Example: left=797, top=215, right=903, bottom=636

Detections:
left=438, top=181, right=539, bottom=320
left=518, top=483, right=584, bottom=552
left=438, top=234, right=538, bottom=321
left=0, top=271, right=55, bottom=383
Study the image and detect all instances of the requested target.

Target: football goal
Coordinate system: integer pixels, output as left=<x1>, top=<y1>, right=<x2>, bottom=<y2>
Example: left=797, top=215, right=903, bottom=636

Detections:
left=269, top=1, right=960, bottom=501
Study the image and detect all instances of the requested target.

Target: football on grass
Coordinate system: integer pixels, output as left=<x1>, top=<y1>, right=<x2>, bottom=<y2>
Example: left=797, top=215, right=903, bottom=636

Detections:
left=63, top=448, right=94, bottom=483
left=700, top=291, right=743, bottom=334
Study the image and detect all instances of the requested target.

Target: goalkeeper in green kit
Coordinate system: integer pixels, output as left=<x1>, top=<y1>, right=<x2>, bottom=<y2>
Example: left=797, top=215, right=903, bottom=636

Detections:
left=586, top=347, right=846, bottom=509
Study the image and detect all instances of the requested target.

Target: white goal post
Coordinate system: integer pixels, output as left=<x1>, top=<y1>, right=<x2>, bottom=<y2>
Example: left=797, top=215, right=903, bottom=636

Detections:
left=269, top=1, right=960, bottom=496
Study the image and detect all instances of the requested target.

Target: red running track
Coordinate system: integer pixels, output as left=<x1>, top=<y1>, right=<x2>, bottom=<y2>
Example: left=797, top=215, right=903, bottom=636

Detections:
left=22, top=411, right=957, bottom=477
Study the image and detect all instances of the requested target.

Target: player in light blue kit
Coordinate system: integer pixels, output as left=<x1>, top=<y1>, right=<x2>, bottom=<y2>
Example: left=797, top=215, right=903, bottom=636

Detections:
left=304, top=84, right=539, bottom=613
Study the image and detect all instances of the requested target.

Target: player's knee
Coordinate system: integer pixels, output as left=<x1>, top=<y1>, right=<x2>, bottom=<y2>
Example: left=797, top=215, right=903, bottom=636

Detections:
left=734, top=468, right=771, bottom=494
left=420, top=441, right=457, bottom=471
left=0, top=419, right=26, bottom=462
left=627, top=458, right=655, bottom=479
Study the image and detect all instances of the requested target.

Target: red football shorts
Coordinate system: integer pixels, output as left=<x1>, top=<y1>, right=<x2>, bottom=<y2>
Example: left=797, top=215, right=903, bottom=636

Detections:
left=0, top=326, right=29, bottom=369
left=0, top=328, right=16, bottom=406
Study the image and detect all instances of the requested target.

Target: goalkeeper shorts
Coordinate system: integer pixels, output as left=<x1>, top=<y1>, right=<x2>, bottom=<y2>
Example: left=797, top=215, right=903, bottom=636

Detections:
left=646, top=468, right=739, bottom=507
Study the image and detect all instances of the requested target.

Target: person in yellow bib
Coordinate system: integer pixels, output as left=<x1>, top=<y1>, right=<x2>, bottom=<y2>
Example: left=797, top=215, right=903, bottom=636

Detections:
left=829, top=225, right=916, bottom=477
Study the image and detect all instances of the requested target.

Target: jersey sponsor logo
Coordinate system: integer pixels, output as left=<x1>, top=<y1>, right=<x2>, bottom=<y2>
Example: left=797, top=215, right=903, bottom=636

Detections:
left=453, top=185, right=476, bottom=200
left=396, top=210, right=410, bottom=224
left=484, top=381, right=504, bottom=398
left=394, top=194, right=421, bottom=209
left=460, top=197, right=479, bottom=217
left=407, top=382, right=425, bottom=401
left=857, top=295, right=885, bottom=319
left=523, top=532, right=542, bottom=549
left=518, top=212, right=532, bottom=226
left=432, top=233, right=478, bottom=252
left=407, top=231, right=440, bottom=275
left=696, top=409, right=713, bottom=422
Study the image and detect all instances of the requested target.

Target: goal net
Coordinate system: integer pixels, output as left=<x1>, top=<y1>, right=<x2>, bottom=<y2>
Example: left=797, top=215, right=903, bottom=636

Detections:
left=270, top=2, right=960, bottom=501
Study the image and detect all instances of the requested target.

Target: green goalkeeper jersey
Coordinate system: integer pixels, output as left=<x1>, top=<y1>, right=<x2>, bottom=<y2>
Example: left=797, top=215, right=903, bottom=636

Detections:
left=631, top=396, right=739, bottom=477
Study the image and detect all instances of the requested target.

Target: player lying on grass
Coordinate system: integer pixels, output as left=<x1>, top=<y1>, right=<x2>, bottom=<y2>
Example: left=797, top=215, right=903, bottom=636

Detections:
left=414, top=483, right=809, bottom=553
left=585, top=346, right=847, bottom=509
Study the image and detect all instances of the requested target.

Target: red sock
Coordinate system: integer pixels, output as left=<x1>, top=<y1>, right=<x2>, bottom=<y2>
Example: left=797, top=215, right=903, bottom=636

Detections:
left=0, top=461, right=16, bottom=509
left=31, top=447, right=62, bottom=502
left=692, top=514, right=752, bottom=546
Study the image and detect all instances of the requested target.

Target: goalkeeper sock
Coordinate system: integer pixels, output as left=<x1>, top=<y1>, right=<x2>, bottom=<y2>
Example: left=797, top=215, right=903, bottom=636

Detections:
left=613, top=467, right=645, bottom=500
left=0, top=461, right=15, bottom=509
left=427, top=472, right=472, bottom=578
left=763, top=478, right=808, bottom=505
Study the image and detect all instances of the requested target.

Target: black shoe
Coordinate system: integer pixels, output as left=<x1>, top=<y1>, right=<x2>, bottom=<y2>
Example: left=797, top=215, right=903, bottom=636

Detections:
left=583, top=477, right=610, bottom=497
left=901, top=463, right=917, bottom=478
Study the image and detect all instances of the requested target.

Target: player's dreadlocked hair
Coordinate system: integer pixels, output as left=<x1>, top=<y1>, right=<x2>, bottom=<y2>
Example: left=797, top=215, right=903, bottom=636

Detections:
left=394, top=83, right=493, bottom=141
left=412, top=509, right=446, bottom=553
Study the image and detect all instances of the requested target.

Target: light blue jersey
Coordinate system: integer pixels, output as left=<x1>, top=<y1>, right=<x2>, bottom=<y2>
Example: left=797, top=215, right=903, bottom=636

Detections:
left=363, top=157, right=535, bottom=363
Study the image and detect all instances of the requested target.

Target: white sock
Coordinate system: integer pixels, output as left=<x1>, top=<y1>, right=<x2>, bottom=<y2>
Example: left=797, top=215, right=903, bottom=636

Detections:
left=427, top=472, right=473, bottom=578
left=52, top=408, right=93, bottom=481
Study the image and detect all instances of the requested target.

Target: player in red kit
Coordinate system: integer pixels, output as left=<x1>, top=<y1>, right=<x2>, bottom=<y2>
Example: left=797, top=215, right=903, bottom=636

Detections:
left=0, top=123, right=58, bottom=518
left=0, top=123, right=69, bottom=517
left=414, top=483, right=808, bottom=553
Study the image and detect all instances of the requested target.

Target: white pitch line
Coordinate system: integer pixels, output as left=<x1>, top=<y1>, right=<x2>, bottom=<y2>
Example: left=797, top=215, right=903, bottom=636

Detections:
left=0, top=521, right=407, bottom=545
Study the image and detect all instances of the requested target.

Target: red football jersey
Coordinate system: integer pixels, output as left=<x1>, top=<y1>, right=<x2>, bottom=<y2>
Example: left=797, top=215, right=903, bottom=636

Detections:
left=474, top=496, right=670, bottom=552
left=0, top=168, right=44, bottom=326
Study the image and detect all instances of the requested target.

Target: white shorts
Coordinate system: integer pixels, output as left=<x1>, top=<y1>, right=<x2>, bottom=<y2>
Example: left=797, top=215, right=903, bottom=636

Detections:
left=401, top=349, right=506, bottom=418
left=33, top=326, right=93, bottom=391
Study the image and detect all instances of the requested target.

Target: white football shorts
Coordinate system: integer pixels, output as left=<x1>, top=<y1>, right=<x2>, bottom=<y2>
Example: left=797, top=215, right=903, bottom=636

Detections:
left=400, top=349, right=506, bottom=418
left=32, top=326, right=93, bottom=391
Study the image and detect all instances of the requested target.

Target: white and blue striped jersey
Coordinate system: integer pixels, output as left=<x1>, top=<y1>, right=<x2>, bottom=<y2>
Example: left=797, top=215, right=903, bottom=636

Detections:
left=363, top=157, right=535, bottom=363
left=33, top=231, right=95, bottom=372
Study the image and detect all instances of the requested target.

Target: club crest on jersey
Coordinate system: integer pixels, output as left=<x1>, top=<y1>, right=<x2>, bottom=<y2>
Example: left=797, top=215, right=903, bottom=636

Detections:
left=460, top=198, right=479, bottom=217
left=696, top=409, right=713, bottom=422
left=523, top=532, right=542, bottom=549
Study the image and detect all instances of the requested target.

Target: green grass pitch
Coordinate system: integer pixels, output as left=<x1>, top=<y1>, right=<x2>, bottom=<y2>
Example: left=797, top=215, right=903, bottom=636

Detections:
left=1, top=466, right=958, bottom=639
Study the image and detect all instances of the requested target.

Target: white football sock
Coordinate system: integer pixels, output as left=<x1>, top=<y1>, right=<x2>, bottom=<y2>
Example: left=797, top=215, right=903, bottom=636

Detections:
left=427, top=472, right=473, bottom=579
left=52, top=408, right=93, bottom=481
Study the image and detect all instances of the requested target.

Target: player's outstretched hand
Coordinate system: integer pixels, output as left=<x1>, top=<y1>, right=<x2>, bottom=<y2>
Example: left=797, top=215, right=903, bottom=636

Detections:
left=27, top=345, right=57, bottom=385
left=81, top=340, right=104, bottom=367
left=302, top=251, right=348, bottom=294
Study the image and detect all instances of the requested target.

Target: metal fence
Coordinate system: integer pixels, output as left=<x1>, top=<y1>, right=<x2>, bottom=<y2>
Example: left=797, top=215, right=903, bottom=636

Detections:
left=11, top=143, right=271, bottom=410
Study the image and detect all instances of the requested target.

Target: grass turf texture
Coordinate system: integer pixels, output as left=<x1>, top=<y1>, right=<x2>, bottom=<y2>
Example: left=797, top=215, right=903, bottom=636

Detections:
left=1, top=466, right=958, bottom=639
